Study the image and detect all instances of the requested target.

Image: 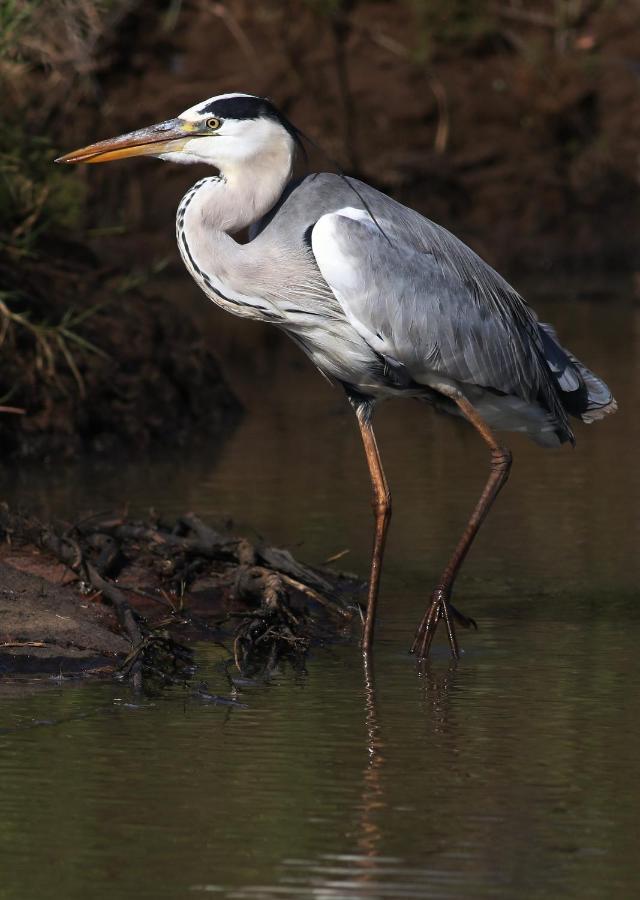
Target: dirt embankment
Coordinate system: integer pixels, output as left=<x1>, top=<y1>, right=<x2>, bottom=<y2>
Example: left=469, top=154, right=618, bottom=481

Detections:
left=1, top=1, right=637, bottom=457
left=81, top=0, right=640, bottom=276
left=0, top=507, right=359, bottom=683
left=1, top=2, right=245, bottom=460
left=0, top=248, right=241, bottom=460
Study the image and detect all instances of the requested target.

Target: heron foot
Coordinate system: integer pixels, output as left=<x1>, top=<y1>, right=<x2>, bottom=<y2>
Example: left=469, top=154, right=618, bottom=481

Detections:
left=410, top=588, right=477, bottom=660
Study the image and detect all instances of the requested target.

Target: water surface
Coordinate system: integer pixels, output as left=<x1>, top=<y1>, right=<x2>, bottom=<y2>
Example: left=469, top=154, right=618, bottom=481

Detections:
left=1, top=290, right=638, bottom=898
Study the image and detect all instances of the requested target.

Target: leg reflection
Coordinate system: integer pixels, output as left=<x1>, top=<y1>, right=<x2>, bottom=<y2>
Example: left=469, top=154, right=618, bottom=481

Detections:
left=353, top=652, right=386, bottom=885
left=418, top=658, right=459, bottom=734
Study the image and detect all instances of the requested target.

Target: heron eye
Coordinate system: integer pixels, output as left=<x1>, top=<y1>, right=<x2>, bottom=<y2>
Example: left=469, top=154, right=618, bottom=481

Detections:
left=205, top=117, right=221, bottom=131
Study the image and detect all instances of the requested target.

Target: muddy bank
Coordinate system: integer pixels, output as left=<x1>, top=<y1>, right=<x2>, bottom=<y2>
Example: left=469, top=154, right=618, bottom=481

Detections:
left=0, top=3, right=241, bottom=460
left=0, top=506, right=359, bottom=683
left=2, top=1, right=637, bottom=457
left=77, top=0, right=640, bottom=275
left=0, top=246, right=241, bottom=460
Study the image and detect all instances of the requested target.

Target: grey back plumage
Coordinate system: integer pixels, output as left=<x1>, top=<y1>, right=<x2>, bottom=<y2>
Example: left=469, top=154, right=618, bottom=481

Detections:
left=250, top=173, right=614, bottom=444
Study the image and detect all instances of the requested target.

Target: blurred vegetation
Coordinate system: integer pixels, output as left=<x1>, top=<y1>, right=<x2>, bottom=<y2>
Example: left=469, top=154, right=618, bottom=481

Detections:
left=2, top=0, right=635, bottom=278
left=0, top=125, right=85, bottom=253
left=0, top=0, right=137, bottom=244
left=0, top=1, right=130, bottom=437
left=0, top=0, right=637, bottom=455
left=0, top=0, right=241, bottom=457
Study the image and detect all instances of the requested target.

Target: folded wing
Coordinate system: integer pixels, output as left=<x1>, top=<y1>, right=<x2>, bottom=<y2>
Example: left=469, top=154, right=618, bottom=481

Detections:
left=311, top=204, right=615, bottom=442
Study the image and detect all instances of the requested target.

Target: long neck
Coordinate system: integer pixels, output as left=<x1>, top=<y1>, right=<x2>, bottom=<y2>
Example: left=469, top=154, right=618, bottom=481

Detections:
left=176, top=138, right=294, bottom=318
left=191, top=139, right=293, bottom=234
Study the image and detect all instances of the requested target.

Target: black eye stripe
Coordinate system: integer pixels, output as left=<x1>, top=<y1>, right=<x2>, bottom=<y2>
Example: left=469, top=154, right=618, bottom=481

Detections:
left=196, top=95, right=304, bottom=155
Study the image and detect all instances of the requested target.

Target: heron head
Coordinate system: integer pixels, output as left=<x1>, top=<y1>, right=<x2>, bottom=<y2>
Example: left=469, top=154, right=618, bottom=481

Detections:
left=55, top=93, right=302, bottom=170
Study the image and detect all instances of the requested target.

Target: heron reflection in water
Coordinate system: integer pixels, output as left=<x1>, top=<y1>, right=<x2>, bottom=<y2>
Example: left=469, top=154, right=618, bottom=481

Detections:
left=57, top=93, right=616, bottom=659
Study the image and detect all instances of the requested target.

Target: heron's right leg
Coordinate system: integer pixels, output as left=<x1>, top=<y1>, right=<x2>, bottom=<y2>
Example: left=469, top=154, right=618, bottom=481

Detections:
left=351, top=399, right=392, bottom=654
left=412, top=392, right=512, bottom=660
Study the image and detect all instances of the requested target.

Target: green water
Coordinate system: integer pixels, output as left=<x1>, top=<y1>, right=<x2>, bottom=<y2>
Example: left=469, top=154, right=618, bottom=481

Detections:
left=1, top=292, right=638, bottom=898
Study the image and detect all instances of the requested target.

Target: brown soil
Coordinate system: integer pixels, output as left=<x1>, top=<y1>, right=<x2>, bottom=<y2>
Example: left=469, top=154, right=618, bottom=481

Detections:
left=0, top=247, right=241, bottom=460
left=3, top=1, right=638, bottom=458
left=0, top=554, right=129, bottom=676
left=70, top=0, right=640, bottom=276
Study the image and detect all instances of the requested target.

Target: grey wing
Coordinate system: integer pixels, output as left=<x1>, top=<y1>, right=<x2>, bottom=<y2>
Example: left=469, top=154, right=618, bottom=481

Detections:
left=311, top=205, right=572, bottom=438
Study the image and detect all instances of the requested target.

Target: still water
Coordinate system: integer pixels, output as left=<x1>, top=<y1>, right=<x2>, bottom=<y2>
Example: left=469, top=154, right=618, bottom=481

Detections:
left=1, top=290, right=639, bottom=898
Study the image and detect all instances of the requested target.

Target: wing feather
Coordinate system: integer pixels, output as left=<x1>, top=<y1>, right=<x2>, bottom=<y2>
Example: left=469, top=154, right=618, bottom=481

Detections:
left=311, top=205, right=570, bottom=436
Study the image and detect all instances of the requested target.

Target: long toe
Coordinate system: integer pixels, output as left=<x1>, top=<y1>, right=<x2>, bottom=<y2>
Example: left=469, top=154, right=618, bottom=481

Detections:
left=416, top=613, right=439, bottom=659
left=410, top=601, right=437, bottom=655
left=411, top=593, right=442, bottom=658
left=411, top=591, right=465, bottom=660
left=440, top=599, right=460, bottom=659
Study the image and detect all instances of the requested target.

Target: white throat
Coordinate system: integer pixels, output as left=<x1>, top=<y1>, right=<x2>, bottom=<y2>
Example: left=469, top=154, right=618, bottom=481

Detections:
left=181, top=126, right=294, bottom=234
left=175, top=130, right=294, bottom=320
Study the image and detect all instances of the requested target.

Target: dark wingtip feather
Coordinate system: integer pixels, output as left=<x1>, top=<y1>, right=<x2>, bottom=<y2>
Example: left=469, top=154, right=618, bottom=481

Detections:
left=538, top=323, right=617, bottom=424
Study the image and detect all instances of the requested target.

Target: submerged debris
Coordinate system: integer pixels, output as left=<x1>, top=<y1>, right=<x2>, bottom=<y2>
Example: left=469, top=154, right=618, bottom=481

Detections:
left=0, top=505, right=360, bottom=686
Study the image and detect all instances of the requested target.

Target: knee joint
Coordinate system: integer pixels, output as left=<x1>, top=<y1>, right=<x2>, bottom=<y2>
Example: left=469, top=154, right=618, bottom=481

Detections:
left=372, top=493, right=392, bottom=518
left=491, top=446, right=512, bottom=474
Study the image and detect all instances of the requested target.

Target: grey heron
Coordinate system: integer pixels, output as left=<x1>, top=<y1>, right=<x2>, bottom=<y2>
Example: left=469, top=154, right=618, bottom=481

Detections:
left=57, top=92, right=617, bottom=660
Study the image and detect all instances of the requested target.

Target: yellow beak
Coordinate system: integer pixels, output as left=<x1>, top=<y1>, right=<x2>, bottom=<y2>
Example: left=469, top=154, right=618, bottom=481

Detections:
left=55, top=118, right=195, bottom=164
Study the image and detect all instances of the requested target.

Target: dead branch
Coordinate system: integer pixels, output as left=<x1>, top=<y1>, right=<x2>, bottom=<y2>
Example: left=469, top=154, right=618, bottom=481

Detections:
left=0, top=505, right=360, bottom=684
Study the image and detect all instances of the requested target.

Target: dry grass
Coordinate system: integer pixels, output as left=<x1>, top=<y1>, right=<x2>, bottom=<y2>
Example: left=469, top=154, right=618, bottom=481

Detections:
left=0, top=295, right=109, bottom=399
left=0, top=1, right=142, bottom=412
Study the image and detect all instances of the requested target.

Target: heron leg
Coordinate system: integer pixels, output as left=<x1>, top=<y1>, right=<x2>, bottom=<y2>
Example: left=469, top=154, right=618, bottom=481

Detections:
left=352, top=399, right=392, bottom=654
left=412, top=394, right=512, bottom=660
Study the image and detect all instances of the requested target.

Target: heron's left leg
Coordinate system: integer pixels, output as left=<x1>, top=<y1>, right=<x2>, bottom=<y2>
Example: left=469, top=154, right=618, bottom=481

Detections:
left=412, top=393, right=512, bottom=660
left=352, top=399, right=392, bottom=654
